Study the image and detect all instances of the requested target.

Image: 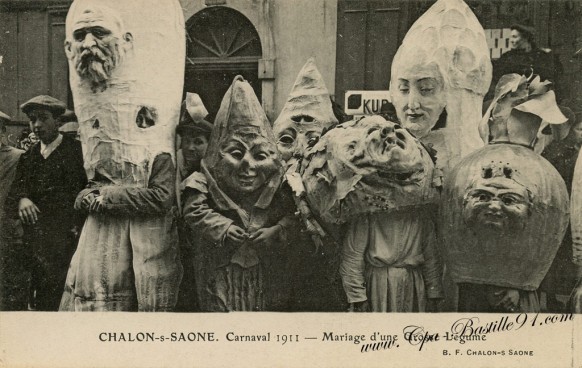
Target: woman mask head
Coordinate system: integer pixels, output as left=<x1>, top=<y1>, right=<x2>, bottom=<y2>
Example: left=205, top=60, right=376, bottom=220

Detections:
left=390, top=52, right=446, bottom=138
left=389, top=0, right=492, bottom=160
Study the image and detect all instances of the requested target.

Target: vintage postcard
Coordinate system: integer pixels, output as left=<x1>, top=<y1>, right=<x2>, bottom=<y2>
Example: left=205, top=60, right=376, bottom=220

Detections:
left=0, top=0, right=581, bottom=366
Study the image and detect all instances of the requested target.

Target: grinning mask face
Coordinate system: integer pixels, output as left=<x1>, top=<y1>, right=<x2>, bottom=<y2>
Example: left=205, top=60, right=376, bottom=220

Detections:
left=463, top=174, right=532, bottom=236
left=215, top=132, right=280, bottom=195
left=391, top=61, right=446, bottom=139
left=66, top=5, right=133, bottom=92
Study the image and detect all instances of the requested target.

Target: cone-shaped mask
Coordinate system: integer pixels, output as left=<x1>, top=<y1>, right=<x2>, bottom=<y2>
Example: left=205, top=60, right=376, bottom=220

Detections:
left=274, top=57, right=338, bottom=162
left=204, top=76, right=282, bottom=196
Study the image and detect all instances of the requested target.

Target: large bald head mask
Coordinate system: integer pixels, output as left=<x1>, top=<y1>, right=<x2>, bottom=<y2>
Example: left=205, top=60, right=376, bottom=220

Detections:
left=65, top=5, right=133, bottom=92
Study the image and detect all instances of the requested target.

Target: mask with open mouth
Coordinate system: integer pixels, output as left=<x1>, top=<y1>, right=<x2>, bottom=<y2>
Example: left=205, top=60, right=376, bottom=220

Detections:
left=302, top=115, right=439, bottom=224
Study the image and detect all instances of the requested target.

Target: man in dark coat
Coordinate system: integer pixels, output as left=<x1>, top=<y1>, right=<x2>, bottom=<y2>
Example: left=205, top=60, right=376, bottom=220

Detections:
left=6, top=95, right=87, bottom=311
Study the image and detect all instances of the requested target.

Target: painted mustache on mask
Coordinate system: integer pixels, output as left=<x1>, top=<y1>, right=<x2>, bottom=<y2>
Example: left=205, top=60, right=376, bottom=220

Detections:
left=74, top=40, right=120, bottom=90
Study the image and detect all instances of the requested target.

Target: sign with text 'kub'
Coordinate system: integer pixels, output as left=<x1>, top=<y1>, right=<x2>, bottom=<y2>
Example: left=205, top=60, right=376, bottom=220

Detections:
left=344, top=90, right=391, bottom=116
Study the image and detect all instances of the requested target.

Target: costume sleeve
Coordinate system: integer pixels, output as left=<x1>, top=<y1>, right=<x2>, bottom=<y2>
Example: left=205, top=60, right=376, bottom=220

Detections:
left=99, top=153, right=175, bottom=215
left=339, top=217, right=368, bottom=303
left=421, top=216, right=444, bottom=299
left=182, top=186, right=234, bottom=246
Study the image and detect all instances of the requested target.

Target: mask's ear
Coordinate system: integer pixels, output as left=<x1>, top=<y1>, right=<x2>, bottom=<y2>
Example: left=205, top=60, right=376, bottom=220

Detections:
left=123, top=32, right=133, bottom=43
left=64, top=40, right=73, bottom=59
left=121, top=32, right=134, bottom=53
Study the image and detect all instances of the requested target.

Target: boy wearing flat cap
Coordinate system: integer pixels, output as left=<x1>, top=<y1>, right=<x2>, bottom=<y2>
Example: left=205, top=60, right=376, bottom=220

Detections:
left=6, top=95, right=86, bottom=311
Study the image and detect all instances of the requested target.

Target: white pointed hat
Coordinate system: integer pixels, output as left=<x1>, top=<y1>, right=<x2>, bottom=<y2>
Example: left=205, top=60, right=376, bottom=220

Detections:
left=274, top=57, right=338, bottom=130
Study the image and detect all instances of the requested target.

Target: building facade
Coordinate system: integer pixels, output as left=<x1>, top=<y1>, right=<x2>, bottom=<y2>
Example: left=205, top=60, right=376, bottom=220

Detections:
left=1, top=0, right=581, bottom=134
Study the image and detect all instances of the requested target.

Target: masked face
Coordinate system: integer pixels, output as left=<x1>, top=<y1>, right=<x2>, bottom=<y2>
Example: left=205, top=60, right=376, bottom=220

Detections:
left=68, top=7, right=132, bottom=91
left=328, top=116, right=425, bottom=184
left=463, top=176, right=531, bottom=235
left=391, top=62, right=446, bottom=138
left=275, top=115, right=323, bottom=162
left=215, top=133, right=279, bottom=194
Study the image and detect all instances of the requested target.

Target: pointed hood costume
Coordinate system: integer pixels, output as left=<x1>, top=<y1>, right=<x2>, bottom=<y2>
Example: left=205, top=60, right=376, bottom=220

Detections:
left=202, top=75, right=283, bottom=210
left=182, top=76, right=295, bottom=311
left=274, top=58, right=338, bottom=163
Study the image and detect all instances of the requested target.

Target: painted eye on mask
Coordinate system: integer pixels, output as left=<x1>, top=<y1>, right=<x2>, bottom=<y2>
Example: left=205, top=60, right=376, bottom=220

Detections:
left=229, top=149, right=244, bottom=160
left=471, top=191, right=492, bottom=202
left=291, top=115, right=315, bottom=123
left=278, top=135, right=295, bottom=145
left=500, top=194, right=523, bottom=206
left=254, top=151, right=269, bottom=161
left=73, top=30, right=87, bottom=42
left=307, top=136, right=319, bottom=147
left=90, top=28, right=108, bottom=39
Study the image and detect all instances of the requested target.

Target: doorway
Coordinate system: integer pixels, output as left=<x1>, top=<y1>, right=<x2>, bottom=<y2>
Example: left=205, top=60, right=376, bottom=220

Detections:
left=184, top=7, right=263, bottom=122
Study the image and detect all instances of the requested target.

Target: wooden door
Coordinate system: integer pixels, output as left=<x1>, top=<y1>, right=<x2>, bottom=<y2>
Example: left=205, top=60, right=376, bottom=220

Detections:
left=335, top=0, right=410, bottom=110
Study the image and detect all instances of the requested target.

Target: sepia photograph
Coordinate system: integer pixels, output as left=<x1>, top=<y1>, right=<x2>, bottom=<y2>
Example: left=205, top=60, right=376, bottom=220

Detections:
left=0, top=0, right=581, bottom=366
